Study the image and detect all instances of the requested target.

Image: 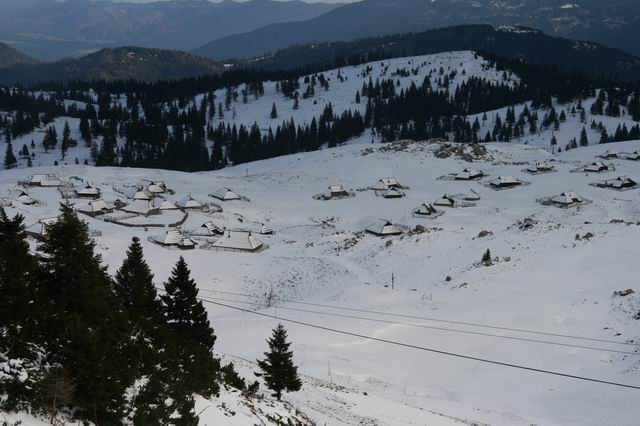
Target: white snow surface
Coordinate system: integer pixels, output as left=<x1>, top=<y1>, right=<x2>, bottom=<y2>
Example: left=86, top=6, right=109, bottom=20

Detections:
left=2, top=139, right=640, bottom=425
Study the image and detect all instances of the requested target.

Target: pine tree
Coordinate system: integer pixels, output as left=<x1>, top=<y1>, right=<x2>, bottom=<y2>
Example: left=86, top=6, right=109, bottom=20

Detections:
left=4, top=141, right=17, bottom=169
left=162, top=257, right=220, bottom=398
left=579, top=127, right=589, bottom=146
left=257, top=324, right=302, bottom=400
left=38, top=205, right=134, bottom=422
left=270, top=103, right=278, bottom=119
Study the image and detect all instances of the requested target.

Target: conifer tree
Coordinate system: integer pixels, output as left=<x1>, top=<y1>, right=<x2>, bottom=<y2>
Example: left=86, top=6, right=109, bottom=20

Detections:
left=257, top=324, right=302, bottom=400
left=38, top=205, right=133, bottom=422
left=579, top=127, right=589, bottom=146
left=4, top=141, right=17, bottom=169
left=270, top=102, right=278, bottom=119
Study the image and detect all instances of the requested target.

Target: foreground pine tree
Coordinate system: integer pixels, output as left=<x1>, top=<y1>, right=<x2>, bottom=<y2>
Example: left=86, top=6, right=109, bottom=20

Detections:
left=162, top=256, right=220, bottom=422
left=38, top=205, right=134, bottom=423
left=257, top=324, right=302, bottom=400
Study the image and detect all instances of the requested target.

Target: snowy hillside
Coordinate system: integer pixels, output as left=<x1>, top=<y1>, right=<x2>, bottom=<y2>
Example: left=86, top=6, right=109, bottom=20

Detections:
left=2, top=50, right=638, bottom=173
left=2, top=138, right=640, bottom=425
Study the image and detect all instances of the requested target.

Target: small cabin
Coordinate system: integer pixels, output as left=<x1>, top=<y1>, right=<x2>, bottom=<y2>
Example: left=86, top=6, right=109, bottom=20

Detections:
left=191, top=221, right=224, bottom=237
left=549, top=192, right=583, bottom=207
left=153, top=230, right=196, bottom=250
left=413, top=203, right=442, bottom=218
left=365, top=219, right=403, bottom=236
left=176, top=195, right=204, bottom=210
left=211, top=187, right=241, bottom=201
left=77, top=200, right=114, bottom=217
left=599, top=176, right=637, bottom=190
left=488, top=176, right=522, bottom=188
left=76, top=184, right=101, bottom=199
left=526, top=162, right=554, bottom=174
left=433, top=194, right=456, bottom=208
left=28, top=174, right=63, bottom=187
left=454, top=168, right=484, bottom=181
left=120, top=200, right=160, bottom=216
left=381, top=188, right=405, bottom=199
left=210, top=231, right=265, bottom=252
left=372, top=177, right=404, bottom=191
left=584, top=162, right=609, bottom=173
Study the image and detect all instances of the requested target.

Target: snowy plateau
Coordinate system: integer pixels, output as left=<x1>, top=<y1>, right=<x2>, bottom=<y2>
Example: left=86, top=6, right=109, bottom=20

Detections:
left=2, top=51, right=640, bottom=425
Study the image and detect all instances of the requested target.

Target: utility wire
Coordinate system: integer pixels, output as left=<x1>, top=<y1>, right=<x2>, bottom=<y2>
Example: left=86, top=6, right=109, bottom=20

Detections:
left=194, top=294, right=640, bottom=357
left=195, top=296, right=640, bottom=391
left=197, top=288, right=639, bottom=348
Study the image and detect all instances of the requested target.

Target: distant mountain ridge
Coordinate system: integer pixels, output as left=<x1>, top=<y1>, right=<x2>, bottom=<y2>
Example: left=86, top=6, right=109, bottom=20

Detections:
left=238, top=25, right=640, bottom=81
left=0, top=42, right=38, bottom=69
left=194, top=0, right=640, bottom=60
left=0, top=47, right=224, bottom=85
left=0, top=0, right=341, bottom=60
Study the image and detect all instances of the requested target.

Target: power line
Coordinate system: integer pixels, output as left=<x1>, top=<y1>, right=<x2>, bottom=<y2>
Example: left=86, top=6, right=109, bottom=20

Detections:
left=195, top=296, right=640, bottom=391
left=197, top=288, right=640, bottom=348
left=193, top=294, right=640, bottom=357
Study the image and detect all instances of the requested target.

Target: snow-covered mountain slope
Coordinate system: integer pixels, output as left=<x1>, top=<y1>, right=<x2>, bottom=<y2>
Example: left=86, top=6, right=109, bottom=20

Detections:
left=2, top=50, right=637, bottom=173
left=2, top=139, right=640, bottom=425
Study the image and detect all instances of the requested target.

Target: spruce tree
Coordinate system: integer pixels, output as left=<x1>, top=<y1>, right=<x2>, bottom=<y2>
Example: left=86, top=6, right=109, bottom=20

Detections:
left=257, top=324, right=302, bottom=400
left=38, top=205, right=134, bottom=422
left=270, top=102, right=278, bottom=119
left=162, top=257, right=220, bottom=399
left=579, top=127, right=589, bottom=146
left=4, top=141, right=17, bottom=169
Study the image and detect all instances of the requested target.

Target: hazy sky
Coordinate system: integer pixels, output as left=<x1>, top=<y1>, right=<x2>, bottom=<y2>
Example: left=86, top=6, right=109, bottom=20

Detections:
left=106, top=0, right=355, bottom=3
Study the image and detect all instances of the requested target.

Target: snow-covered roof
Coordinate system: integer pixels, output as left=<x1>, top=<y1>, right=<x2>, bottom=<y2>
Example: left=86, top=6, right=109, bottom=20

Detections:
left=152, top=198, right=178, bottom=210
left=455, top=168, right=483, bottom=180
left=124, top=186, right=152, bottom=200
left=584, top=161, right=608, bottom=172
left=365, top=219, right=403, bottom=236
left=211, top=231, right=264, bottom=251
left=527, top=162, right=553, bottom=172
left=77, top=200, right=114, bottom=214
left=211, top=187, right=241, bottom=201
left=144, top=181, right=167, bottom=194
left=76, top=184, right=101, bottom=196
left=434, top=194, right=456, bottom=207
left=372, top=177, right=402, bottom=190
left=16, top=191, right=36, bottom=205
left=414, top=203, right=438, bottom=215
left=328, top=184, right=348, bottom=194
left=155, top=230, right=196, bottom=248
left=30, top=174, right=63, bottom=187
left=177, top=195, right=203, bottom=209
left=26, top=217, right=60, bottom=236
left=121, top=200, right=157, bottom=215
left=381, top=188, right=404, bottom=198
left=550, top=192, right=583, bottom=205
left=489, top=176, right=521, bottom=186
left=603, top=176, right=637, bottom=188
left=192, top=221, right=224, bottom=237
left=603, top=149, right=619, bottom=158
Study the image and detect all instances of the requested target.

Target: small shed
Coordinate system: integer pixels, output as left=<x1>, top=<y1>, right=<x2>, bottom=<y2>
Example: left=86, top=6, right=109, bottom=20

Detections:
left=526, top=162, right=555, bottom=174
left=177, top=195, right=204, bottom=210
left=192, top=221, right=224, bottom=237
left=320, top=184, right=352, bottom=200
left=372, top=177, right=404, bottom=191
left=413, top=203, right=443, bottom=219
left=549, top=192, right=583, bottom=207
left=488, top=176, right=523, bottom=189
left=624, top=151, right=640, bottom=161
left=210, top=231, right=264, bottom=252
left=584, top=162, right=610, bottom=173
left=28, top=174, right=63, bottom=187
left=598, top=176, right=637, bottom=190
left=211, top=187, right=241, bottom=201
left=152, top=198, right=179, bottom=211
left=601, top=149, right=620, bottom=159
left=77, top=200, right=114, bottom=217
left=25, top=217, right=59, bottom=239
left=120, top=200, right=160, bottom=216
left=381, top=187, right=405, bottom=199
left=76, top=184, right=101, bottom=199
left=145, top=181, right=167, bottom=194
left=16, top=191, right=36, bottom=205
left=365, top=219, right=403, bottom=236
left=124, top=186, right=153, bottom=200
left=153, top=230, right=196, bottom=250
left=454, top=168, right=484, bottom=181
left=434, top=194, right=456, bottom=208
